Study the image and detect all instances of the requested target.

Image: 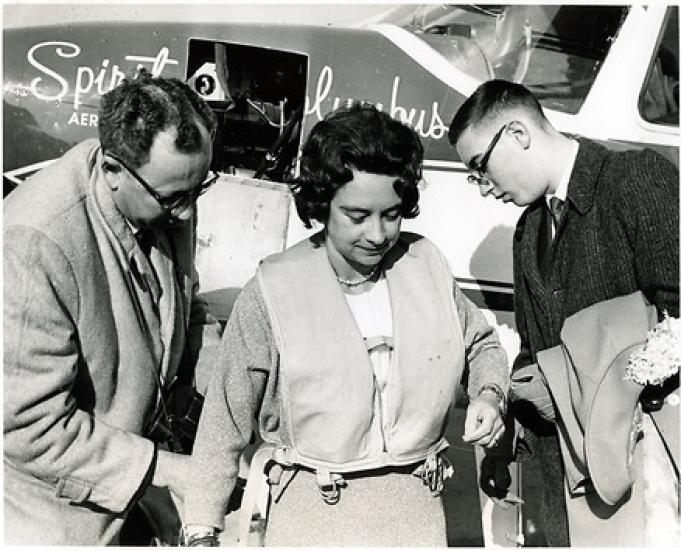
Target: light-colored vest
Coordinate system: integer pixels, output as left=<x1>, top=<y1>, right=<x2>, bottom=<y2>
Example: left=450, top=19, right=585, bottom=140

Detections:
left=256, top=233, right=465, bottom=472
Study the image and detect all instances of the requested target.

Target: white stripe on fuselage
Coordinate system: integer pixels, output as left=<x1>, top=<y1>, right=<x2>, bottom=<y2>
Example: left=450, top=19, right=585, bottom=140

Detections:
left=4, top=159, right=57, bottom=185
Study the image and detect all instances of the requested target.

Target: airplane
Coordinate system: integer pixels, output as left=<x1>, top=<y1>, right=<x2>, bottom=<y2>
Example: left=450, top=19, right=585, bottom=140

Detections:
left=3, top=2, right=679, bottom=546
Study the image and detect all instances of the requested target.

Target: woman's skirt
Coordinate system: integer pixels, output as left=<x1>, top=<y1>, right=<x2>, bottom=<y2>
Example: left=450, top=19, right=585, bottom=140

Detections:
left=264, top=465, right=446, bottom=546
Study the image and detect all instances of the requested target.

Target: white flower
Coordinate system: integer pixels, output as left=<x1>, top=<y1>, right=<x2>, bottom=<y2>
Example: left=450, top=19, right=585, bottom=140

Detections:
left=624, top=312, right=681, bottom=386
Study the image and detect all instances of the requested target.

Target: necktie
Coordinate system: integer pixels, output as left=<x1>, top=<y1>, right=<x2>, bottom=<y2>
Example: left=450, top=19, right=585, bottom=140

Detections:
left=136, top=230, right=154, bottom=259
left=134, top=230, right=158, bottom=295
left=538, top=203, right=553, bottom=278
left=540, top=198, right=565, bottom=279
left=549, top=197, right=565, bottom=230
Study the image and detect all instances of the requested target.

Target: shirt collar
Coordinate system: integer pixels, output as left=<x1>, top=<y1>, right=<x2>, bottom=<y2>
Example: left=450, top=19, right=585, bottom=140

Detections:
left=546, top=138, right=579, bottom=205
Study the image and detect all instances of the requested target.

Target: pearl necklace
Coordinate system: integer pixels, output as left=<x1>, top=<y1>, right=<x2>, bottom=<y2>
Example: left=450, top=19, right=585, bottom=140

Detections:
left=336, top=266, right=379, bottom=287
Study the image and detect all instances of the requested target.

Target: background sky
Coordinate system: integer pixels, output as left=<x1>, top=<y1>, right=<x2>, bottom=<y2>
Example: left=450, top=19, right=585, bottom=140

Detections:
left=3, top=1, right=407, bottom=29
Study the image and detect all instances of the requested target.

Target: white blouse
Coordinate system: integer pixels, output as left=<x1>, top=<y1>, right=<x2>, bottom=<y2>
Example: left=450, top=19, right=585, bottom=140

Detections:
left=344, top=275, right=394, bottom=451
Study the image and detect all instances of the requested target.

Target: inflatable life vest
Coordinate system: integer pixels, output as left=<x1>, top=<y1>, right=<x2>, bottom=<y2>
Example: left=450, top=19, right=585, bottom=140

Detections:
left=256, top=233, right=465, bottom=472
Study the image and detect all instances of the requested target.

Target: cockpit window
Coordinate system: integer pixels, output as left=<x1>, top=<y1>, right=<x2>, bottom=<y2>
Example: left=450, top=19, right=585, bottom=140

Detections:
left=396, top=4, right=628, bottom=114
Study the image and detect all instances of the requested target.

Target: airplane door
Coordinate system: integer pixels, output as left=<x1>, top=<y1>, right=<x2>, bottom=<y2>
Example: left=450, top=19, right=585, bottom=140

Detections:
left=185, top=37, right=308, bottom=322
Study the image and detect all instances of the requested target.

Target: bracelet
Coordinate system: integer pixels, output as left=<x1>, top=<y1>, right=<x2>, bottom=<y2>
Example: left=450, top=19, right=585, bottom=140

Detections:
left=478, top=383, right=507, bottom=416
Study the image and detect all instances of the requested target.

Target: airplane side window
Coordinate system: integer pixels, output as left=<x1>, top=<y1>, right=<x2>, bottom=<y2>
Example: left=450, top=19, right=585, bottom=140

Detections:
left=639, top=6, right=679, bottom=127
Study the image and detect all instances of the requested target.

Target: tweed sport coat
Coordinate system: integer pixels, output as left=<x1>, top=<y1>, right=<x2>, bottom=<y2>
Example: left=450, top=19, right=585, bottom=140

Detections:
left=511, top=137, right=679, bottom=545
left=3, top=140, right=219, bottom=544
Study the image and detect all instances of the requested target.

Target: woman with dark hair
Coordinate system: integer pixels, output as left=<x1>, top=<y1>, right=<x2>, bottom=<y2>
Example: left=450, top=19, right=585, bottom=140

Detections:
left=182, top=104, right=509, bottom=546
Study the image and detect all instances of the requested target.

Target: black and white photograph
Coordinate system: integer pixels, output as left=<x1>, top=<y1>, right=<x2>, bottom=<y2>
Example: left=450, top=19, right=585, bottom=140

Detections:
left=2, top=1, right=679, bottom=546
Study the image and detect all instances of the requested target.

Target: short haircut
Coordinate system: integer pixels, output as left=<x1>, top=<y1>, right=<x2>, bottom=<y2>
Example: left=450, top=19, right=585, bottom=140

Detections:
left=98, top=68, right=217, bottom=169
left=448, top=79, right=547, bottom=146
left=292, top=103, right=423, bottom=228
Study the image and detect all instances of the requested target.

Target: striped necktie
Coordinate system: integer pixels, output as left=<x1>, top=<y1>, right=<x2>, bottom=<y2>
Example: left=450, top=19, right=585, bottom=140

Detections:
left=549, top=197, right=565, bottom=229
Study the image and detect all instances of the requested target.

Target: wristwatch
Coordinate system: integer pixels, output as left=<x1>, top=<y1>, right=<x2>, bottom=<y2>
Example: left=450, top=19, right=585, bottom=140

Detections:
left=182, top=526, right=220, bottom=547
left=478, top=383, right=507, bottom=416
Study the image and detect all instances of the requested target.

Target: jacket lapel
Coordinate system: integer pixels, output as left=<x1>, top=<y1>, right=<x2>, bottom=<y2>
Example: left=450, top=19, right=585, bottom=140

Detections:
left=152, top=232, right=185, bottom=386
left=565, top=138, right=606, bottom=217
left=520, top=200, right=550, bottom=314
left=89, top=161, right=164, bottom=364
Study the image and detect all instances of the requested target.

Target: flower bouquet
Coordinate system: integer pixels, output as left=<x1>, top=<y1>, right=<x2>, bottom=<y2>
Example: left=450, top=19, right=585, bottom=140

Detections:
left=624, top=311, right=680, bottom=387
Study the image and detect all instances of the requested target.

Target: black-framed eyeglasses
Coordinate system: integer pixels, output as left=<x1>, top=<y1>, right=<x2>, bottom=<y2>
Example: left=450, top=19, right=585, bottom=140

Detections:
left=467, top=124, right=507, bottom=185
left=104, top=150, right=219, bottom=212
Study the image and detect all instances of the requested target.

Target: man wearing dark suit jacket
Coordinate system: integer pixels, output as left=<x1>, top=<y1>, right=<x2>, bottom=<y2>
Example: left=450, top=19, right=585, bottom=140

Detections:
left=447, top=79, right=679, bottom=546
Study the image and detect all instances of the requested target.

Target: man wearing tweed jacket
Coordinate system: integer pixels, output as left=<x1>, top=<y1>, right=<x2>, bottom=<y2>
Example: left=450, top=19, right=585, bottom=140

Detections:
left=448, top=79, right=679, bottom=545
left=3, top=70, right=221, bottom=544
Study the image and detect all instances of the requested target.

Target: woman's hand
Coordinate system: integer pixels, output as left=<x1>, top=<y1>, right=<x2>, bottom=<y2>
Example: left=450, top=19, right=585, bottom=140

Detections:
left=462, top=391, right=505, bottom=448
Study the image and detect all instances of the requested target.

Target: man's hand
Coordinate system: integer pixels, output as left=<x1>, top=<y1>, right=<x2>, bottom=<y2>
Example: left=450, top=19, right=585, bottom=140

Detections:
left=462, top=392, right=505, bottom=448
left=152, top=450, right=191, bottom=500
left=510, top=363, right=556, bottom=422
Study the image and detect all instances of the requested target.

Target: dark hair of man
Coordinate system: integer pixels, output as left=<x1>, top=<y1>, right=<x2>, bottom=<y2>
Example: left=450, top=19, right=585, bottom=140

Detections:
left=448, top=79, right=547, bottom=147
left=98, top=68, right=217, bottom=169
left=291, top=103, right=423, bottom=229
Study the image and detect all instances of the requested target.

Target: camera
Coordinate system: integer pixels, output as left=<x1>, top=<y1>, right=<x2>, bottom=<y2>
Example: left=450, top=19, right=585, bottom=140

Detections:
left=146, top=383, right=204, bottom=454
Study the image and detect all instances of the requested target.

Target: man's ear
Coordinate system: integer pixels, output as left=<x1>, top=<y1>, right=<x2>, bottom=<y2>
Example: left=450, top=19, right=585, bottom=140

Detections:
left=506, top=120, right=531, bottom=150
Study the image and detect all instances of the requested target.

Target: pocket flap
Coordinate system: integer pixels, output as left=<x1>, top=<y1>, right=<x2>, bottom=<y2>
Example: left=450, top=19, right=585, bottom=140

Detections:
left=55, top=476, right=91, bottom=503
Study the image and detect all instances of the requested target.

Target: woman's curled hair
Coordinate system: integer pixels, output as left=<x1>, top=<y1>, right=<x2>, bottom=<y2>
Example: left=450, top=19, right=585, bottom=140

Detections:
left=292, top=103, right=423, bottom=228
